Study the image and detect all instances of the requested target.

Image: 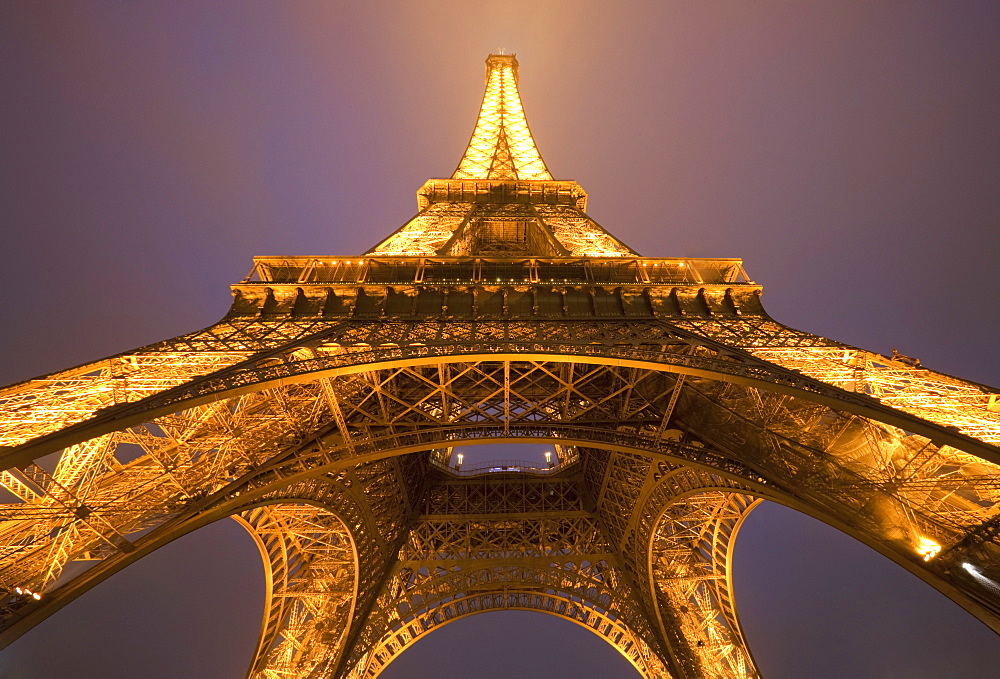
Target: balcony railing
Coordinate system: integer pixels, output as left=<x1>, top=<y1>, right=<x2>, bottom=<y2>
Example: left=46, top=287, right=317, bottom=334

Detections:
left=428, top=445, right=580, bottom=476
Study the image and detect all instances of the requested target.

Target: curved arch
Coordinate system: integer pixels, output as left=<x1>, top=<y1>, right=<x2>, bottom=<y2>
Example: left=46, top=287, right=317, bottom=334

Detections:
left=2, top=355, right=999, bottom=669
left=354, top=589, right=665, bottom=679
left=6, top=344, right=996, bottom=468
left=0, top=495, right=360, bottom=678
left=646, top=487, right=761, bottom=679
left=233, top=501, right=358, bottom=678
left=3, top=354, right=995, bottom=598
left=0, top=488, right=370, bottom=664
left=343, top=560, right=671, bottom=679
left=368, top=609, right=647, bottom=676
left=3, top=422, right=999, bottom=650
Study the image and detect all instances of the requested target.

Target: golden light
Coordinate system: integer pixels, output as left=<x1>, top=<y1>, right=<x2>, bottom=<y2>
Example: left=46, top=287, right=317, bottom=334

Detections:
left=452, top=54, right=551, bottom=181
left=916, top=536, right=942, bottom=561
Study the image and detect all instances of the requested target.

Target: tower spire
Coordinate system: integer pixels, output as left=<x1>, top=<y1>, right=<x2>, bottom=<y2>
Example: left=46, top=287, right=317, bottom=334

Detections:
left=452, top=53, right=552, bottom=181
left=367, top=54, right=637, bottom=258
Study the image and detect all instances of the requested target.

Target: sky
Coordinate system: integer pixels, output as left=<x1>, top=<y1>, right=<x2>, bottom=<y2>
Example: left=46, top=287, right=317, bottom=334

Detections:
left=2, top=1, right=1000, bottom=677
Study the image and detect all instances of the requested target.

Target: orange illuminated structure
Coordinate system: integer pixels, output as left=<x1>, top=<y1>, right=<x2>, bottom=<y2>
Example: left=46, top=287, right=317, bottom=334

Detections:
left=1, top=53, right=999, bottom=678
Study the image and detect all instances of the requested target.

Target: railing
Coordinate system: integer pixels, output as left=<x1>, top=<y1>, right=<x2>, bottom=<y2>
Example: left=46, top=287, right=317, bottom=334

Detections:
left=427, top=444, right=580, bottom=476
left=244, top=255, right=751, bottom=286
left=430, top=457, right=562, bottom=476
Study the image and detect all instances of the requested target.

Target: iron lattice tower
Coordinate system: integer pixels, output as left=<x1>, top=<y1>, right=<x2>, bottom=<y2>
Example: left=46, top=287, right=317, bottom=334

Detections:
left=2, top=53, right=1000, bottom=679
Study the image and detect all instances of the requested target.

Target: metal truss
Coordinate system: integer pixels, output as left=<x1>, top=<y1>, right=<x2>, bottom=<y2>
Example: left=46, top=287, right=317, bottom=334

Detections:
left=580, top=449, right=761, bottom=678
left=238, top=503, right=355, bottom=678
left=347, top=566, right=670, bottom=679
left=366, top=202, right=474, bottom=258
left=367, top=52, right=633, bottom=258
left=368, top=199, right=633, bottom=258
left=0, top=350, right=251, bottom=447
left=2, top=52, right=1000, bottom=679
left=532, top=204, right=635, bottom=257
left=649, top=489, right=758, bottom=678
left=673, top=317, right=1000, bottom=445
left=342, top=473, right=671, bottom=678
left=2, top=348, right=999, bottom=677
left=451, top=53, right=551, bottom=181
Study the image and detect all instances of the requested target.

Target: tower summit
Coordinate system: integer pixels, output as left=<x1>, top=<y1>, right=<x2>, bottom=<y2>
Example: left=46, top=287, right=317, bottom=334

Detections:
left=1, top=55, right=999, bottom=679
left=452, top=53, right=552, bottom=181
left=369, top=52, right=635, bottom=257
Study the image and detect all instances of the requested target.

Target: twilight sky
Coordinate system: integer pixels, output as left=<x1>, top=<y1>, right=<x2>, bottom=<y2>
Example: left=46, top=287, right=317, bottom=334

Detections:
left=2, top=2, right=1000, bottom=678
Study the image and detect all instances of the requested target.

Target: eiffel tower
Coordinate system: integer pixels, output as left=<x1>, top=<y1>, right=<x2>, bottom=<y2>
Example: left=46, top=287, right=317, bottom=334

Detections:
left=2, top=52, right=1000, bottom=679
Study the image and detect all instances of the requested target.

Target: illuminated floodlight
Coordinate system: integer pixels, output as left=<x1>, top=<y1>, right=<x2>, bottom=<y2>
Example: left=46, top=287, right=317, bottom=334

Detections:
left=916, top=536, right=942, bottom=561
left=962, top=562, right=980, bottom=575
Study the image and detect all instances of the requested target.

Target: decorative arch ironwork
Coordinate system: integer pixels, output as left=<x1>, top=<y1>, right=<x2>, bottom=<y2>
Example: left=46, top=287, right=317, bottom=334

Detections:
left=2, top=349, right=999, bottom=678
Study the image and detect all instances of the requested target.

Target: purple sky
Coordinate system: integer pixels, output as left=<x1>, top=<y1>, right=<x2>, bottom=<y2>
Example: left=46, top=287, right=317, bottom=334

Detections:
left=2, top=2, right=999, bottom=677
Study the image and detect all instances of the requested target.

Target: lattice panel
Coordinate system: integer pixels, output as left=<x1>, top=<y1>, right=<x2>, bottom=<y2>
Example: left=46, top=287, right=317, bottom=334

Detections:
left=753, top=345, right=1000, bottom=445
left=368, top=202, right=474, bottom=256
left=452, top=54, right=551, bottom=181
left=0, top=383, right=335, bottom=597
left=534, top=204, right=636, bottom=257
left=419, top=477, right=585, bottom=516
left=343, top=473, right=674, bottom=678
left=676, top=377, right=1000, bottom=564
left=240, top=503, right=355, bottom=679
left=651, top=492, right=758, bottom=679
left=0, top=351, right=249, bottom=447
left=674, top=318, right=1000, bottom=446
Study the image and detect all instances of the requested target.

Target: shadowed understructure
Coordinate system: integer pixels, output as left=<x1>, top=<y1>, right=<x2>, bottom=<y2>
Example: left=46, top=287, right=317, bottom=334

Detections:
left=1, top=54, right=999, bottom=679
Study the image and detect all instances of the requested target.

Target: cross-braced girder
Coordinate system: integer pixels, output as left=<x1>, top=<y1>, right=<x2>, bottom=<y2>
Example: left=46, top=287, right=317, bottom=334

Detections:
left=451, top=54, right=551, bottom=182
left=238, top=503, right=356, bottom=678
left=340, top=472, right=674, bottom=678
left=3, top=346, right=1000, bottom=660
left=578, top=448, right=762, bottom=678
left=3, top=51, right=1000, bottom=679
left=649, top=490, right=759, bottom=678
left=674, top=317, right=1000, bottom=446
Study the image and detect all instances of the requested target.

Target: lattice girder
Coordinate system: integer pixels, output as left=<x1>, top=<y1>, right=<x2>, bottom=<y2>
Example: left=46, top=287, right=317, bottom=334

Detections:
left=366, top=201, right=635, bottom=257
left=231, top=454, right=425, bottom=679
left=452, top=54, right=551, bottom=182
left=341, top=472, right=674, bottom=678
left=0, top=350, right=253, bottom=448
left=649, top=489, right=760, bottom=679
left=3, top=340, right=1000, bottom=648
left=8, top=319, right=995, bottom=467
left=579, top=446, right=761, bottom=678
left=0, top=317, right=360, bottom=449
left=238, top=503, right=356, bottom=678
left=673, top=317, right=1000, bottom=447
